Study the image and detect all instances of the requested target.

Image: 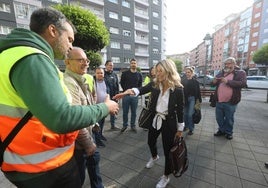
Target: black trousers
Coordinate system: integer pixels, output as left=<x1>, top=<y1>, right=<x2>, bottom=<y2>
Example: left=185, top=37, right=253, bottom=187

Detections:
left=9, top=156, right=81, bottom=188
left=147, top=119, right=176, bottom=175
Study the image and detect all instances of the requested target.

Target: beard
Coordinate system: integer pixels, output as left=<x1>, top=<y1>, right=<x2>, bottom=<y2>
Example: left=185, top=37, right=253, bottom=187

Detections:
left=224, top=67, right=232, bottom=73
left=53, top=35, right=67, bottom=60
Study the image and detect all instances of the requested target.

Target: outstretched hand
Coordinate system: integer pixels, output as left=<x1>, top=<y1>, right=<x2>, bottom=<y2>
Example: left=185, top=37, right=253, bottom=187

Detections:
left=104, top=95, right=119, bottom=115
left=112, top=89, right=135, bottom=100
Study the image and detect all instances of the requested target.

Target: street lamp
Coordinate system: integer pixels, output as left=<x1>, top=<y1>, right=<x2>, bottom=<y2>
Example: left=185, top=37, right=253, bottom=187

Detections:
left=203, top=33, right=212, bottom=88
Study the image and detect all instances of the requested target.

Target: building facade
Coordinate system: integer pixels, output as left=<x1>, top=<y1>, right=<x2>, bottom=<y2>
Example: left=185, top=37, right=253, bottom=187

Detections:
left=187, top=0, right=268, bottom=76
left=0, top=0, right=166, bottom=71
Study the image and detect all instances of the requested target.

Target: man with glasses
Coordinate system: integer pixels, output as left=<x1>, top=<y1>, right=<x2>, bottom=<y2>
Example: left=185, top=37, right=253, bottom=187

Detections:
left=64, top=47, right=104, bottom=188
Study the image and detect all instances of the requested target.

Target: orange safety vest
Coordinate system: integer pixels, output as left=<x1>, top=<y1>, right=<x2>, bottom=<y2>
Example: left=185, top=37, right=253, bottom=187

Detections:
left=0, top=46, right=78, bottom=172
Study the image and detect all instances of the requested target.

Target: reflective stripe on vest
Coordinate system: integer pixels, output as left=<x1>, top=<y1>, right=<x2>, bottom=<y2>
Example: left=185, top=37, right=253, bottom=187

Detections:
left=0, top=46, right=77, bottom=172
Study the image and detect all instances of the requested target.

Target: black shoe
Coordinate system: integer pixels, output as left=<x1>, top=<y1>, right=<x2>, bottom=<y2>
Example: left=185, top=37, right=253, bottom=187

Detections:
left=214, top=130, right=225, bottom=136
left=265, top=162, right=268, bottom=168
left=183, top=127, right=189, bottom=132
left=100, top=135, right=107, bottom=141
left=96, top=140, right=105, bottom=148
left=188, top=131, right=193, bottom=135
left=121, top=127, right=127, bottom=132
left=110, top=126, right=120, bottom=131
left=225, top=134, right=233, bottom=140
left=131, top=127, right=137, bottom=133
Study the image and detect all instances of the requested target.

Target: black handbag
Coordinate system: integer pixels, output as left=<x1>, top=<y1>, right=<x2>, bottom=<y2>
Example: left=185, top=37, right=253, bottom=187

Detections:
left=138, top=108, right=154, bottom=129
left=192, top=109, right=201, bottom=124
left=169, top=137, right=189, bottom=177
left=138, top=95, right=154, bottom=129
left=209, top=93, right=216, bottom=107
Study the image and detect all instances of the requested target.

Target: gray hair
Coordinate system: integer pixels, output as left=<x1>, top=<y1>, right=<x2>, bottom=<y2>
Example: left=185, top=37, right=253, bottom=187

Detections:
left=224, top=57, right=236, bottom=64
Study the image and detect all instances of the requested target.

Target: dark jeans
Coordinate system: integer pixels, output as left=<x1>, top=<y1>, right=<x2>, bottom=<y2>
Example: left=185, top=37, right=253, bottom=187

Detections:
left=94, top=118, right=105, bottom=142
left=216, top=102, right=237, bottom=135
left=9, top=156, right=81, bottom=188
left=148, top=120, right=176, bottom=175
left=74, top=149, right=103, bottom=188
left=122, top=95, right=139, bottom=127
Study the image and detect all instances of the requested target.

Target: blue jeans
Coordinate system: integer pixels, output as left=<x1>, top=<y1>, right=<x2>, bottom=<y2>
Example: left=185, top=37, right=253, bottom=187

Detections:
left=110, top=114, right=116, bottom=127
left=122, top=95, right=138, bottom=127
left=215, top=102, right=237, bottom=135
left=74, top=149, right=103, bottom=188
left=184, top=96, right=195, bottom=131
left=94, top=118, right=105, bottom=143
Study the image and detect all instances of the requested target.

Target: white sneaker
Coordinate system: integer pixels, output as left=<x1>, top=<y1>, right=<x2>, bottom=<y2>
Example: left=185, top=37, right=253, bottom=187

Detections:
left=145, top=155, right=159, bottom=168
left=156, top=175, right=170, bottom=188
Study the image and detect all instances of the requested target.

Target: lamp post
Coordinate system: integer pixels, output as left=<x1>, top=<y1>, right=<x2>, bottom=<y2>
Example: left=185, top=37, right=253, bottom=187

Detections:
left=203, top=33, right=212, bottom=88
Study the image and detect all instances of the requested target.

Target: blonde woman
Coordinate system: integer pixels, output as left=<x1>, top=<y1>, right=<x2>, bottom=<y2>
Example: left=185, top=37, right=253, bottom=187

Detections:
left=114, top=59, right=185, bottom=188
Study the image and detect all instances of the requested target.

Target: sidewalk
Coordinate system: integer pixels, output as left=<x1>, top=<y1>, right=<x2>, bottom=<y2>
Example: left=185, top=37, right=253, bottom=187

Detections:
left=1, top=89, right=268, bottom=188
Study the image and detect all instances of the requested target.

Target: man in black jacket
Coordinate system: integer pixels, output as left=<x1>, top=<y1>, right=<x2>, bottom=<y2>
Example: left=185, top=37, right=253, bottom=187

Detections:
left=104, top=60, right=120, bottom=131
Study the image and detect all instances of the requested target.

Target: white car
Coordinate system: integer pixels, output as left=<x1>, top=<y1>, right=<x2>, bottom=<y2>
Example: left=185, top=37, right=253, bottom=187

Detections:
left=246, top=76, right=268, bottom=89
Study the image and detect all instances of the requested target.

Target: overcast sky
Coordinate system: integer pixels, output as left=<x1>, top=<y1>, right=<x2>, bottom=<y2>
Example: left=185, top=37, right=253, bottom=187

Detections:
left=165, top=0, right=254, bottom=55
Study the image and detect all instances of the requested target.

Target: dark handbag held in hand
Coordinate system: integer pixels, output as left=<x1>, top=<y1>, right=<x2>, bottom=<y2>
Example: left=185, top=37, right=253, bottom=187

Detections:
left=209, top=93, right=216, bottom=107
left=169, top=137, right=189, bottom=177
left=192, top=109, right=201, bottom=124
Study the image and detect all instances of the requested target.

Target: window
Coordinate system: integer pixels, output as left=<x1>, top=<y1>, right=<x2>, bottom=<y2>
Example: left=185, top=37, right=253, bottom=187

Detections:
left=153, top=60, right=158, bottom=64
left=109, top=12, right=118, bottom=19
left=153, top=0, right=159, bottom=5
left=108, top=0, right=118, bottom=4
left=123, top=44, right=131, bottom=50
left=111, top=41, right=120, bottom=49
left=110, top=27, right=119, bottom=34
left=17, top=23, right=29, bottom=29
left=14, top=2, right=37, bottom=19
left=48, top=0, right=62, bottom=3
left=153, top=12, right=159, bottom=18
left=153, top=36, right=159, bottom=41
left=0, top=3, right=10, bottom=13
left=262, top=39, right=268, bottom=44
left=252, top=31, right=258, bottom=37
left=0, top=25, right=12, bottom=35
left=153, top=24, right=159, bottom=30
left=122, top=0, right=130, bottom=8
left=111, top=57, right=120, bottom=63
left=122, top=16, right=130, bottom=23
left=153, top=48, right=159, bottom=53
left=123, top=30, right=131, bottom=37
left=253, top=22, right=259, bottom=28
left=251, top=41, right=257, bottom=46
left=254, top=12, right=261, bottom=18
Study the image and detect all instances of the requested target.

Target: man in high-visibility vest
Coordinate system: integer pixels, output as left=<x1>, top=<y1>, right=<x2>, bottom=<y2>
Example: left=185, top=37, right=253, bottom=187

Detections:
left=0, top=7, right=119, bottom=188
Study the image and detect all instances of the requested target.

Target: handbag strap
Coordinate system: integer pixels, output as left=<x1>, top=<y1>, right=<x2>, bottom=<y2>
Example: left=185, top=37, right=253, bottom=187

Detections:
left=0, top=111, right=33, bottom=154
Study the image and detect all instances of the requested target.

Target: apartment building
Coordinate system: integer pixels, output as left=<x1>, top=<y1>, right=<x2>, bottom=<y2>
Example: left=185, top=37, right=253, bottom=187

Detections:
left=187, top=0, right=268, bottom=76
left=0, top=0, right=166, bottom=71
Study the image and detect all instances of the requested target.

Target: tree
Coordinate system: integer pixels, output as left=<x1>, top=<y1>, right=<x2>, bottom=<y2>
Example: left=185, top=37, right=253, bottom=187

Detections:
left=253, top=44, right=268, bottom=65
left=54, top=5, right=110, bottom=69
left=54, top=4, right=109, bottom=52
left=171, top=59, right=183, bottom=74
left=86, top=51, right=102, bottom=70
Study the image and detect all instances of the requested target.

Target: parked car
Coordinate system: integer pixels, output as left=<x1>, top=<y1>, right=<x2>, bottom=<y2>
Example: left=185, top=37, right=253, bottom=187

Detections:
left=246, top=76, right=268, bottom=89
left=197, top=75, right=214, bottom=86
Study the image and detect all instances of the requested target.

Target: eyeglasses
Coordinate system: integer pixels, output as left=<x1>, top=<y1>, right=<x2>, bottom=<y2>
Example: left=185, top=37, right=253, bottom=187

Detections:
left=69, top=58, right=90, bottom=64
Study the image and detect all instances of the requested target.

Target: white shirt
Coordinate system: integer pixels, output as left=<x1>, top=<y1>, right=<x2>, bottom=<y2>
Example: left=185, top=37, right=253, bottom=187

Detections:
left=133, top=85, right=184, bottom=131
